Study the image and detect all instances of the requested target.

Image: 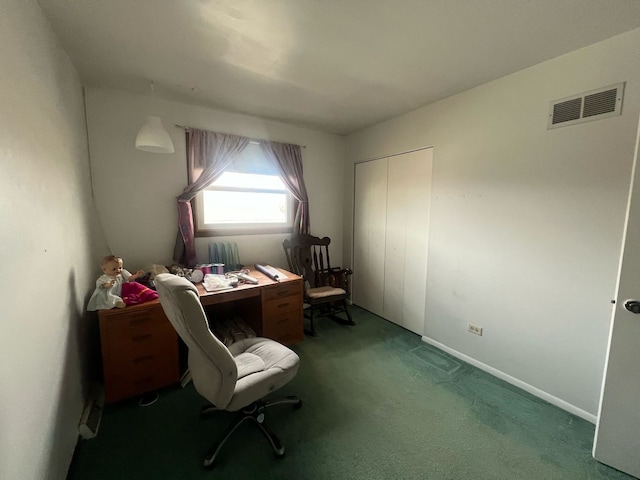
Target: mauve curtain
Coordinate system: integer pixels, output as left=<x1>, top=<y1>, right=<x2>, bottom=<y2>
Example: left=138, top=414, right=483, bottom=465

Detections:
left=259, top=140, right=310, bottom=236
left=173, top=129, right=249, bottom=266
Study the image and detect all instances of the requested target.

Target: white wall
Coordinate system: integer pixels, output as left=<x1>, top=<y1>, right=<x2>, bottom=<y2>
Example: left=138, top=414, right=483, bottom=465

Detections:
left=84, top=89, right=346, bottom=272
left=0, top=1, right=110, bottom=479
left=345, top=28, right=640, bottom=419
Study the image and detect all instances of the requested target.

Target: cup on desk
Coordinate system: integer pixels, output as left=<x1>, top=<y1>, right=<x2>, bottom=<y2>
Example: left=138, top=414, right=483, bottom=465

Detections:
left=194, top=264, right=212, bottom=276
left=212, top=263, right=225, bottom=275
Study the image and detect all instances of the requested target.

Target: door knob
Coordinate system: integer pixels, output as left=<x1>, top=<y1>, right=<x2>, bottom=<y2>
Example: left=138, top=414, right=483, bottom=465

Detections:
left=624, top=299, right=640, bottom=314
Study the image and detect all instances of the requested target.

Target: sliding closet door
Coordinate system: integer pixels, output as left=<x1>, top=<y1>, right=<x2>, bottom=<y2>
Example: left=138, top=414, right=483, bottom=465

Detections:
left=383, top=149, right=432, bottom=334
left=353, top=158, right=388, bottom=317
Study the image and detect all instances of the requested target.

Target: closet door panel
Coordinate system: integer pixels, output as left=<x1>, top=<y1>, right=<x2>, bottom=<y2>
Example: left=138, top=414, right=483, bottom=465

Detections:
left=353, top=162, right=369, bottom=308
left=354, top=159, right=388, bottom=317
left=400, top=149, right=432, bottom=335
left=384, top=157, right=409, bottom=326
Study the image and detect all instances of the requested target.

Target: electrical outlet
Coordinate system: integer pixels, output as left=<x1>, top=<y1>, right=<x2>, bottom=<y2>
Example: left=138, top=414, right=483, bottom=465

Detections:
left=468, top=323, right=483, bottom=336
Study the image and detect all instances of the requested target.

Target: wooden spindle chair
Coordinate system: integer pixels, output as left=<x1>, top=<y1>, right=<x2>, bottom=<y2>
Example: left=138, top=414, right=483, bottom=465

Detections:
left=283, top=234, right=354, bottom=335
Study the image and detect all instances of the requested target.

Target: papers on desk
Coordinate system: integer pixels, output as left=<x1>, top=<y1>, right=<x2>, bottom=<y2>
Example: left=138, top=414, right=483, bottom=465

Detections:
left=203, top=274, right=235, bottom=292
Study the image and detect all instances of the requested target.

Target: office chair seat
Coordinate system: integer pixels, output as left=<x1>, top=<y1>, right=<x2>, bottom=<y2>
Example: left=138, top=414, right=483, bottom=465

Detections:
left=154, top=274, right=302, bottom=469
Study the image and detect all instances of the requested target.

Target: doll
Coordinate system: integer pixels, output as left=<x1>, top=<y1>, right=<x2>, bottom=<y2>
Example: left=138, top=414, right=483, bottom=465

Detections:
left=87, top=255, right=148, bottom=311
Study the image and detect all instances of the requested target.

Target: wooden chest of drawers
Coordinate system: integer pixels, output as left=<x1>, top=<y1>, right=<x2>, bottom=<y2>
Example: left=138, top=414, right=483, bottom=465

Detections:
left=99, top=301, right=180, bottom=403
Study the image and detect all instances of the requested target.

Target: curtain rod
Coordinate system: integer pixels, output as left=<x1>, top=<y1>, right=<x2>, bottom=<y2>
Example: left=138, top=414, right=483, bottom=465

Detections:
left=174, top=124, right=306, bottom=148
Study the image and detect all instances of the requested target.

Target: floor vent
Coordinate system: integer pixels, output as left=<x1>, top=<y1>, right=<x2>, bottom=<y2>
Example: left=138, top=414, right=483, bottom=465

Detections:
left=78, top=384, right=104, bottom=440
left=548, top=83, right=624, bottom=129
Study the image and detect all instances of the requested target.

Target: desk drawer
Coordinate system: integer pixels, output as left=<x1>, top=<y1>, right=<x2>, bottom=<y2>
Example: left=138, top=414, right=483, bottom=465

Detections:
left=262, top=310, right=303, bottom=345
left=99, top=304, right=180, bottom=403
left=104, top=355, right=179, bottom=403
left=106, top=327, right=178, bottom=366
left=104, top=316, right=176, bottom=354
left=263, top=296, right=302, bottom=318
left=262, top=280, right=302, bottom=301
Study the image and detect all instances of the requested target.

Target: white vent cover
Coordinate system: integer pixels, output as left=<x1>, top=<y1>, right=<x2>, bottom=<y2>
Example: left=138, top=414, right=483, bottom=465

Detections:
left=548, top=83, right=624, bottom=129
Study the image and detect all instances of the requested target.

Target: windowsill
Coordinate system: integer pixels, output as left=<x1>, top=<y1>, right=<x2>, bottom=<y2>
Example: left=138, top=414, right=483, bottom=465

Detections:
left=195, top=226, right=293, bottom=237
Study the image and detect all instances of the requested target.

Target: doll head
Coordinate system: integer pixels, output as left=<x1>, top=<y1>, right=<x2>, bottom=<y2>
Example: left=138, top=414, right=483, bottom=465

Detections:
left=101, top=255, right=123, bottom=277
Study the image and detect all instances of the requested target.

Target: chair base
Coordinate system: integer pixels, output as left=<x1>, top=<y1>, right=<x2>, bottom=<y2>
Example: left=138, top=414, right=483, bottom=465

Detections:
left=305, top=299, right=355, bottom=336
left=201, top=396, right=302, bottom=469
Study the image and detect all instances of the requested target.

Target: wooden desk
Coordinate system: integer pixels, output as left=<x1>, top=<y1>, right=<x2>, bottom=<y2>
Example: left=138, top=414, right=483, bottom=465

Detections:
left=99, top=267, right=303, bottom=403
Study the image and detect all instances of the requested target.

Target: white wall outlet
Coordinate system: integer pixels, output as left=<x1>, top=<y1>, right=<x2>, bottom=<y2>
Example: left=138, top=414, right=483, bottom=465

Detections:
left=468, top=323, right=483, bottom=336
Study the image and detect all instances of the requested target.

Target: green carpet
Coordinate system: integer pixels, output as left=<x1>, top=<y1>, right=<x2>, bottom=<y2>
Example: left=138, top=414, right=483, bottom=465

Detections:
left=67, top=307, right=634, bottom=479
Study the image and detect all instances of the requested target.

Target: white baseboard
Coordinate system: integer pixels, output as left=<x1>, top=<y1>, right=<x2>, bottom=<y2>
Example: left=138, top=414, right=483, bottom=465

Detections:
left=421, top=336, right=597, bottom=424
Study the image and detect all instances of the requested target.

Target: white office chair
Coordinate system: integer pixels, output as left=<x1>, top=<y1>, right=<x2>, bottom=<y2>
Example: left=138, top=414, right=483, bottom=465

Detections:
left=154, top=273, right=302, bottom=469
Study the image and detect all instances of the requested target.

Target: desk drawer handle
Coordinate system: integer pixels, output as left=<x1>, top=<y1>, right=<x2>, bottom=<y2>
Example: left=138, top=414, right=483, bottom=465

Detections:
left=277, top=302, right=290, bottom=309
left=134, top=376, right=153, bottom=385
left=129, top=318, right=152, bottom=326
left=133, top=355, right=154, bottom=363
left=277, top=317, right=291, bottom=324
left=132, top=334, right=153, bottom=342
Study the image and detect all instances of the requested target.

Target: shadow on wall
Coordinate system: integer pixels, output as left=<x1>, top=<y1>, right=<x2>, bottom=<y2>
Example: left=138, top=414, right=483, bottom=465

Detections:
left=72, top=270, right=103, bottom=400
left=41, top=269, right=92, bottom=477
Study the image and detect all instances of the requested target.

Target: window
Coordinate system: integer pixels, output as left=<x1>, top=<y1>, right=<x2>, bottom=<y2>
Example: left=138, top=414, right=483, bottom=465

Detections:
left=194, top=143, right=293, bottom=236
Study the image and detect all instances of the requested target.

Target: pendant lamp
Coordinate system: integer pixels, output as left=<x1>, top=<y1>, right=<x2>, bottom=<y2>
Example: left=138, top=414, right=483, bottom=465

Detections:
left=135, top=82, right=175, bottom=153
left=135, top=115, right=175, bottom=153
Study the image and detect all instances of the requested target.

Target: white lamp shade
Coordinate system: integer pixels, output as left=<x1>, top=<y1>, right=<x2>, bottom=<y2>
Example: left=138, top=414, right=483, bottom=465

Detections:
left=135, top=115, right=175, bottom=153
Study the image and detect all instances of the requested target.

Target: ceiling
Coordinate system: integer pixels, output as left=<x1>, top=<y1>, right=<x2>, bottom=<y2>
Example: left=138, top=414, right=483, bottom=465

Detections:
left=38, top=0, right=640, bottom=135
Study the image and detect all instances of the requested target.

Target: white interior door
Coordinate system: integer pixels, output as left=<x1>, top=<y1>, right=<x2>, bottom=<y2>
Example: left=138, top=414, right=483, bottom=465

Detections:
left=353, top=159, right=388, bottom=317
left=593, top=121, right=640, bottom=478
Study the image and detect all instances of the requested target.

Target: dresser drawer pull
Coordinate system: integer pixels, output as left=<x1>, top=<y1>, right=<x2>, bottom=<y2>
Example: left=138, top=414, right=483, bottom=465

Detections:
left=132, top=334, right=153, bottom=342
left=133, top=355, right=155, bottom=363
left=277, top=317, right=291, bottom=324
left=277, top=302, right=291, bottom=309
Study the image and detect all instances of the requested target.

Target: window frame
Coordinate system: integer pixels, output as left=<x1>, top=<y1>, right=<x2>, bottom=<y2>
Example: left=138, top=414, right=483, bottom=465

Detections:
left=193, top=171, right=295, bottom=237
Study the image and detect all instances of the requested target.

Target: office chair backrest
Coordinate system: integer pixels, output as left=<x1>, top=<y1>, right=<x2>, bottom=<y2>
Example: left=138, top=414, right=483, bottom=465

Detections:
left=155, top=273, right=237, bottom=409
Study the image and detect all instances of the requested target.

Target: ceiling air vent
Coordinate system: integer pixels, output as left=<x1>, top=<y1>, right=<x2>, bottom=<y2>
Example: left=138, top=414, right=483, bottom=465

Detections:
left=548, top=83, right=624, bottom=130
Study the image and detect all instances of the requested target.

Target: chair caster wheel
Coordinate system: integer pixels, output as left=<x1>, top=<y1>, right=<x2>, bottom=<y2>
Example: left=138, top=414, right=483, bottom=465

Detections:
left=275, top=448, right=286, bottom=459
left=293, top=399, right=303, bottom=410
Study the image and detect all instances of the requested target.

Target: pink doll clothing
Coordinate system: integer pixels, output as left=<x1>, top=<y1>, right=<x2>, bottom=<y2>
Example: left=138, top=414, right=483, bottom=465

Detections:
left=121, top=282, right=158, bottom=306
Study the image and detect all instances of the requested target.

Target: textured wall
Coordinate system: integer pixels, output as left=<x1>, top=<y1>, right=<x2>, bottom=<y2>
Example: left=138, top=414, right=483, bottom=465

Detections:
left=345, top=28, right=640, bottom=418
left=84, top=88, right=346, bottom=271
left=0, top=1, right=109, bottom=479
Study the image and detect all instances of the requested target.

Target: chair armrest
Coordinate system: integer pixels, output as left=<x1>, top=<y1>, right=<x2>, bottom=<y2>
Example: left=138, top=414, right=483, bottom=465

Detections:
left=331, top=267, right=352, bottom=276
left=320, top=267, right=352, bottom=292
